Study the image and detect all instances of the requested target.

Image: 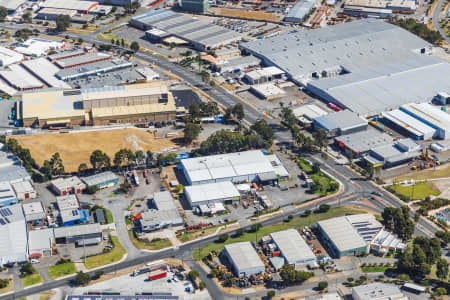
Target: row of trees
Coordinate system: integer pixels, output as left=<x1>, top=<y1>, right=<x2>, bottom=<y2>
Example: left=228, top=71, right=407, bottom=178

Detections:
left=390, top=18, right=443, bottom=45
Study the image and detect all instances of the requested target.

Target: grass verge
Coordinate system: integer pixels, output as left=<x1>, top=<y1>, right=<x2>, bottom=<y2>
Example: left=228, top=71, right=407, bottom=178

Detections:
left=22, top=273, right=42, bottom=287
left=194, top=207, right=367, bottom=260
left=361, top=266, right=392, bottom=273
left=388, top=182, right=440, bottom=201
left=104, top=208, right=114, bottom=224
left=0, top=278, right=12, bottom=294
left=178, top=221, right=237, bottom=243
left=128, top=231, right=172, bottom=250
left=48, top=262, right=77, bottom=279
left=84, top=236, right=126, bottom=269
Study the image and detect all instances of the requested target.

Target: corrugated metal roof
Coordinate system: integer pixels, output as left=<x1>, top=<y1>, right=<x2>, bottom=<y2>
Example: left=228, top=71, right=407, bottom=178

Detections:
left=284, top=0, right=319, bottom=22
left=184, top=181, right=240, bottom=204
left=0, top=204, right=28, bottom=265
left=224, top=242, right=265, bottom=272
left=271, top=229, right=316, bottom=265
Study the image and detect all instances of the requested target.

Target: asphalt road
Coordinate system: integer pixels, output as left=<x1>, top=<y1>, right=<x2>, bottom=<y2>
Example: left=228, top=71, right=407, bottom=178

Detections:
left=432, top=0, right=450, bottom=44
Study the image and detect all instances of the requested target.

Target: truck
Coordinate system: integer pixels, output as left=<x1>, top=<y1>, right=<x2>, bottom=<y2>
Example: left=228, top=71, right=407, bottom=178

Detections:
left=148, top=270, right=167, bottom=281
left=132, top=170, right=140, bottom=186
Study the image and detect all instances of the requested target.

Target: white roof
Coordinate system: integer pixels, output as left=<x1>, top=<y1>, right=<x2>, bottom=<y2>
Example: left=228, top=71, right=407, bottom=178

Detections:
left=56, top=194, right=79, bottom=211
left=22, top=201, right=45, bottom=221
left=28, top=228, right=54, bottom=253
left=245, top=66, right=285, bottom=81
left=15, top=38, right=65, bottom=57
left=54, top=223, right=101, bottom=238
left=0, top=205, right=28, bottom=265
left=12, top=180, right=34, bottom=194
left=41, top=0, right=99, bottom=11
left=21, top=58, right=71, bottom=89
left=401, top=102, right=450, bottom=132
left=0, top=46, right=23, bottom=66
left=0, top=64, right=43, bottom=89
left=265, top=154, right=290, bottom=178
left=185, top=181, right=240, bottom=204
left=352, top=283, right=404, bottom=300
left=271, top=229, right=316, bottom=265
left=0, top=181, right=17, bottom=203
left=251, top=83, right=286, bottom=98
left=181, top=150, right=275, bottom=183
left=293, top=104, right=328, bottom=119
left=381, top=109, right=435, bottom=139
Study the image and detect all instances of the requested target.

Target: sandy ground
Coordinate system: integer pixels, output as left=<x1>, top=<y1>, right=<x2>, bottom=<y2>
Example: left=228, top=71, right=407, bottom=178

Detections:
left=210, top=8, right=280, bottom=21
left=13, top=128, right=181, bottom=172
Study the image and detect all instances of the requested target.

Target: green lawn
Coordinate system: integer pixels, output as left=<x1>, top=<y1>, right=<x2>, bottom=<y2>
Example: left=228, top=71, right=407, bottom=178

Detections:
left=104, top=208, right=114, bottom=224
left=310, top=172, right=338, bottom=195
left=22, top=273, right=42, bottom=287
left=0, top=278, right=12, bottom=294
left=84, top=236, right=126, bottom=269
left=296, top=157, right=313, bottom=173
left=194, top=207, right=368, bottom=260
left=128, top=231, right=172, bottom=250
left=361, top=266, right=392, bottom=273
left=388, top=182, right=440, bottom=200
left=48, top=262, right=76, bottom=279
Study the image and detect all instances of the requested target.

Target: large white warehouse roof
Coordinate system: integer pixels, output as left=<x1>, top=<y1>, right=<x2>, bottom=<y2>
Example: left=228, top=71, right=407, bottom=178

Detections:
left=271, top=229, right=316, bottom=265
left=184, top=181, right=240, bottom=205
left=0, top=205, right=28, bottom=266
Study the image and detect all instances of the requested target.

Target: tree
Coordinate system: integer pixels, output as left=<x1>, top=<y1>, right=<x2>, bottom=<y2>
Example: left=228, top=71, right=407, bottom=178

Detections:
left=218, top=234, right=228, bottom=243
left=22, top=12, right=32, bottom=23
left=145, top=150, right=153, bottom=166
left=50, top=152, right=65, bottom=176
left=397, top=274, right=410, bottom=281
left=251, top=119, right=274, bottom=145
left=189, top=103, right=201, bottom=120
left=281, top=107, right=295, bottom=128
left=313, top=129, right=328, bottom=151
left=184, top=123, right=201, bottom=144
left=318, top=281, right=328, bottom=290
left=312, top=163, right=321, bottom=174
left=235, top=228, right=244, bottom=236
left=267, top=290, right=276, bottom=299
left=188, top=270, right=199, bottom=279
left=318, top=204, right=330, bottom=213
left=364, top=163, right=374, bottom=179
left=119, top=181, right=132, bottom=194
left=74, top=271, right=91, bottom=286
left=121, top=38, right=125, bottom=47
left=130, top=41, right=140, bottom=52
left=199, top=281, right=206, bottom=290
left=280, top=264, right=313, bottom=284
left=20, top=262, right=34, bottom=276
left=232, top=103, right=245, bottom=121
left=56, top=15, right=72, bottom=31
left=94, top=270, right=104, bottom=279
left=135, top=150, right=145, bottom=164
left=0, top=6, right=7, bottom=22
left=90, top=150, right=110, bottom=171
left=435, top=287, right=447, bottom=296
left=436, top=258, right=449, bottom=280
left=86, top=185, right=99, bottom=194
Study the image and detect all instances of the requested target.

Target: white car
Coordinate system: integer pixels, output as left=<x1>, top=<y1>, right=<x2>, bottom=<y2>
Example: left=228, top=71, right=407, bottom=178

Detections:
left=30, top=259, right=40, bottom=264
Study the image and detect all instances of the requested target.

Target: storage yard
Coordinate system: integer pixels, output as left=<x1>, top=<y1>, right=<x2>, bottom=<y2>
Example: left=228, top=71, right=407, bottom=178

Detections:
left=12, top=128, right=180, bottom=172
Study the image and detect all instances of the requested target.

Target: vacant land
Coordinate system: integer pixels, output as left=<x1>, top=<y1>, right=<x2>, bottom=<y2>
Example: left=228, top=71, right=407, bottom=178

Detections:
left=13, top=128, right=180, bottom=172
left=395, top=164, right=450, bottom=181
left=210, top=8, right=280, bottom=22
left=194, top=206, right=368, bottom=260
left=128, top=231, right=173, bottom=250
left=388, top=182, right=440, bottom=201
left=84, top=236, right=126, bottom=269
left=48, top=262, right=77, bottom=279
left=22, top=273, right=42, bottom=287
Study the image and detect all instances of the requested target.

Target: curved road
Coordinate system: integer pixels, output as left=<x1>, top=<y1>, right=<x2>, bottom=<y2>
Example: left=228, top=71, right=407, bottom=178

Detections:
left=432, top=0, right=450, bottom=43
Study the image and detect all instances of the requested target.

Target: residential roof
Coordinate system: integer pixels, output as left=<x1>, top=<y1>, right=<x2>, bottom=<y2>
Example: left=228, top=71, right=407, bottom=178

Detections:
left=318, top=214, right=383, bottom=253
left=22, top=202, right=46, bottom=222
left=131, top=9, right=241, bottom=49
left=54, top=223, right=101, bottom=238
left=224, top=242, right=265, bottom=272
left=270, top=229, right=316, bottom=265
left=181, top=150, right=276, bottom=183
left=241, top=19, right=431, bottom=82
left=82, top=171, right=118, bottom=187
left=28, top=228, right=54, bottom=253
left=184, top=181, right=240, bottom=204
left=0, top=204, right=28, bottom=265
left=314, top=110, right=367, bottom=131
left=335, top=129, right=392, bottom=154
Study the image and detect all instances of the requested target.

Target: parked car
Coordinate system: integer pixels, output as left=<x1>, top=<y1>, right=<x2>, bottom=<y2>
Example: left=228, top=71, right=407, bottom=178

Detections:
left=30, top=259, right=40, bottom=264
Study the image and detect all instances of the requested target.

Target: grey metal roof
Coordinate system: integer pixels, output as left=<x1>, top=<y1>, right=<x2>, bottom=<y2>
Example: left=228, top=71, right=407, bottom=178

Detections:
left=241, top=19, right=431, bottom=81
left=67, top=295, right=179, bottom=300
left=270, top=229, right=316, bottom=265
left=352, top=283, right=403, bottom=300
left=131, top=9, right=241, bottom=49
left=82, top=171, right=119, bottom=187
left=224, top=242, right=265, bottom=272
left=0, top=0, right=25, bottom=10
left=56, top=59, right=132, bottom=80
left=55, top=53, right=111, bottom=68
left=335, top=129, right=392, bottom=153
left=0, top=204, right=28, bottom=265
left=22, top=202, right=46, bottom=222
left=284, top=0, right=319, bottom=22
left=28, top=228, right=54, bottom=253
left=309, top=57, right=450, bottom=116
left=54, top=223, right=101, bottom=238
left=0, top=166, right=31, bottom=184
left=314, top=110, right=367, bottom=130
left=141, top=191, right=182, bottom=227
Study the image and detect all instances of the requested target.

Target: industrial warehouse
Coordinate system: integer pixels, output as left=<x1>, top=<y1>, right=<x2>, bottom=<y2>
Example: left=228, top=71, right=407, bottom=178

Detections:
left=184, top=181, right=241, bottom=208
left=18, top=83, right=176, bottom=128
left=223, top=242, right=265, bottom=277
left=0, top=205, right=28, bottom=266
left=180, top=150, right=288, bottom=185
left=130, top=9, right=242, bottom=51
left=241, top=19, right=450, bottom=117
left=270, top=229, right=316, bottom=267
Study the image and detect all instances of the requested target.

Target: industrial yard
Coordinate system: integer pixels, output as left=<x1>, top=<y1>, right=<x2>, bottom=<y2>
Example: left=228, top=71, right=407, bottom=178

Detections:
left=13, top=128, right=181, bottom=172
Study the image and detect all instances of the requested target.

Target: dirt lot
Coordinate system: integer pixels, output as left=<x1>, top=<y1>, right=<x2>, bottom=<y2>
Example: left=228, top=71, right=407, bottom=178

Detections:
left=13, top=128, right=181, bottom=172
left=210, top=8, right=280, bottom=22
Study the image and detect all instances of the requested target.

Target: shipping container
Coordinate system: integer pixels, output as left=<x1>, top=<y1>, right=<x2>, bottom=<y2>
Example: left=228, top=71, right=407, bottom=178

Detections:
left=148, top=270, right=167, bottom=281
left=272, top=250, right=281, bottom=257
